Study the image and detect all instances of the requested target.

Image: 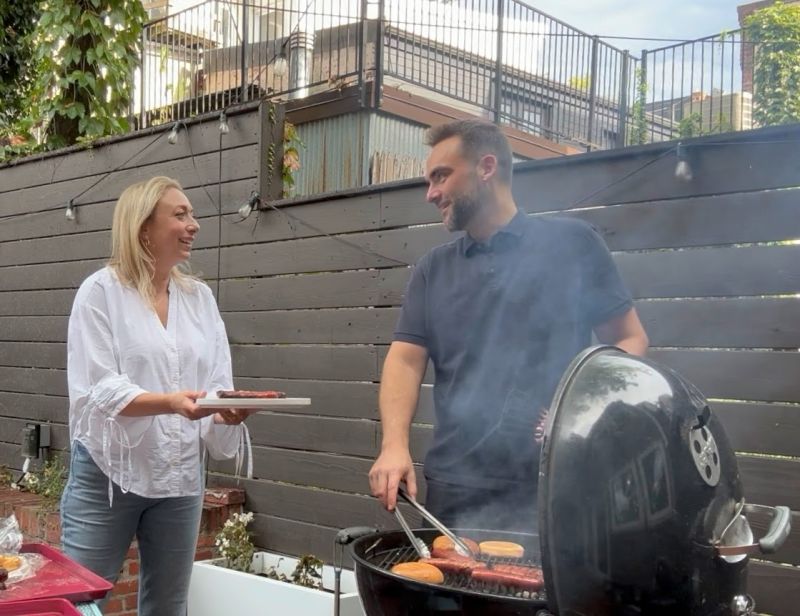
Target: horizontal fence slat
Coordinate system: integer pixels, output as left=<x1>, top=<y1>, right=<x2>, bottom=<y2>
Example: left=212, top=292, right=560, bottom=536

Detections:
left=638, top=298, right=800, bottom=349
left=231, top=344, right=379, bottom=381
left=233, top=377, right=378, bottom=419
left=649, top=349, right=800, bottom=404
left=0, top=367, right=66, bottom=397
left=714, top=401, right=800, bottom=458
left=0, top=290, right=77, bottom=317
left=0, top=319, right=68, bottom=343
left=0, top=179, right=256, bottom=245
left=739, top=455, right=800, bottom=511
left=247, top=414, right=378, bottom=458
left=0, top=392, right=67, bottom=424
left=749, top=560, right=800, bottom=616
left=219, top=268, right=408, bottom=312
left=619, top=245, right=800, bottom=299
left=0, top=342, right=66, bottom=368
left=568, top=188, right=800, bottom=251
left=0, top=144, right=259, bottom=219
left=0, top=110, right=261, bottom=195
left=224, top=308, right=398, bottom=345
left=0, top=416, right=69, bottom=450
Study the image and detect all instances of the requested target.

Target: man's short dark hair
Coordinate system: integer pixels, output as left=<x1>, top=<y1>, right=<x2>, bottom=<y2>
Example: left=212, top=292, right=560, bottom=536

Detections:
left=425, top=120, right=513, bottom=185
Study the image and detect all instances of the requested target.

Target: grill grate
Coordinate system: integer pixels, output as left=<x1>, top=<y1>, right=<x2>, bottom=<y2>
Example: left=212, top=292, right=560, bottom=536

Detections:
left=368, top=544, right=547, bottom=601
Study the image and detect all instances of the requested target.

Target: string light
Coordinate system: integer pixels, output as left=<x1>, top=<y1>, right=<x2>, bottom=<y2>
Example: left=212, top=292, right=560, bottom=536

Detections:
left=674, top=142, right=693, bottom=183
left=272, top=52, right=289, bottom=77
left=238, top=191, right=261, bottom=220
left=167, top=122, right=181, bottom=145
left=218, top=111, right=230, bottom=135
left=65, top=199, right=76, bottom=221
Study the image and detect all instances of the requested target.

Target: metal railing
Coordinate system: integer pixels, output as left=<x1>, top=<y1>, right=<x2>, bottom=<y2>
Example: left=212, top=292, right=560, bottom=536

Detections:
left=131, top=1, right=760, bottom=151
left=640, top=30, right=753, bottom=144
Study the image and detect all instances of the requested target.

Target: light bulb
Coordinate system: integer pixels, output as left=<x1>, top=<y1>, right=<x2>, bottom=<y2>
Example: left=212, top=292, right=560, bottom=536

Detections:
left=218, top=112, right=230, bottom=135
left=273, top=54, right=288, bottom=78
left=674, top=160, right=693, bottom=182
left=65, top=203, right=76, bottom=221
left=167, top=122, right=180, bottom=145
left=238, top=202, right=253, bottom=219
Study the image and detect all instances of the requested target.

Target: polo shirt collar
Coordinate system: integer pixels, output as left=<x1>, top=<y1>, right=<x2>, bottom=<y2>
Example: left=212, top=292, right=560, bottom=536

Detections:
left=463, top=209, right=529, bottom=257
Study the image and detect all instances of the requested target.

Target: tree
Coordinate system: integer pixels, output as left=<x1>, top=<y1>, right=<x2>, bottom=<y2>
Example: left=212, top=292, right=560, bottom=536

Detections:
left=744, top=1, right=800, bottom=126
left=32, top=0, right=147, bottom=148
left=0, top=2, right=41, bottom=136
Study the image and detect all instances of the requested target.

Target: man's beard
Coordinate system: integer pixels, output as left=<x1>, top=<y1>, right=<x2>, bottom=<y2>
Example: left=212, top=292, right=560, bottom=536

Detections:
left=445, top=183, right=488, bottom=232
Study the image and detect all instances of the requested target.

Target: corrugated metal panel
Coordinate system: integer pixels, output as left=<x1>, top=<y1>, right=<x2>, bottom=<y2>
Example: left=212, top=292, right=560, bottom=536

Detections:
left=292, top=113, right=368, bottom=197
left=368, top=113, right=430, bottom=161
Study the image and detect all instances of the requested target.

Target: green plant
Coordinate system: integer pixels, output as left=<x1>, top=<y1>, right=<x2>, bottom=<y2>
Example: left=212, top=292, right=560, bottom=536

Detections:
left=629, top=67, right=648, bottom=145
left=215, top=511, right=255, bottom=572
left=0, top=465, right=12, bottom=488
left=31, top=0, right=148, bottom=148
left=15, top=453, right=68, bottom=511
left=290, top=554, right=324, bottom=589
left=282, top=121, right=304, bottom=198
left=0, top=2, right=41, bottom=131
left=744, top=1, right=800, bottom=126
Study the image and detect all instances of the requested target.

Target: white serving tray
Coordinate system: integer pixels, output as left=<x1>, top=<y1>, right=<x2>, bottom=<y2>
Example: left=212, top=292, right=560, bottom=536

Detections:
left=196, top=397, right=311, bottom=410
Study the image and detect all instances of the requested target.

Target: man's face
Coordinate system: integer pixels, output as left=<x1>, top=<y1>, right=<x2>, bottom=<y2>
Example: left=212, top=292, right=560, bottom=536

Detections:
left=424, top=136, right=487, bottom=232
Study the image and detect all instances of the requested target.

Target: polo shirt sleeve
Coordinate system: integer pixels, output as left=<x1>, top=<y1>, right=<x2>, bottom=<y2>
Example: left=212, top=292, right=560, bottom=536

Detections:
left=578, top=222, right=634, bottom=327
left=393, top=258, right=428, bottom=348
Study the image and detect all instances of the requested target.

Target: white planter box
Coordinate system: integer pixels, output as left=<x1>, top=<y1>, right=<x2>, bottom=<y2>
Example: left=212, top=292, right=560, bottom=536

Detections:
left=188, top=551, right=365, bottom=616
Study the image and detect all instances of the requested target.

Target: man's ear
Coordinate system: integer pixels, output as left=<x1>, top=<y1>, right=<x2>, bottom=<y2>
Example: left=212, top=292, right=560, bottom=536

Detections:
left=476, top=154, right=498, bottom=182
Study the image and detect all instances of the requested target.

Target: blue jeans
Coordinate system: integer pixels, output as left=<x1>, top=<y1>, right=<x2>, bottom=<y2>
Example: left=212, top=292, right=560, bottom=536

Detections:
left=61, top=441, right=203, bottom=616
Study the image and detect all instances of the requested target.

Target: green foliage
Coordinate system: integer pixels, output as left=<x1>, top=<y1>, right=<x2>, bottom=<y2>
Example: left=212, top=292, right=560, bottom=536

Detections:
left=744, top=1, right=800, bottom=126
left=32, top=0, right=148, bottom=148
left=0, top=465, right=12, bottom=488
left=629, top=67, right=648, bottom=145
left=677, top=111, right=733, bottom=138
left=282, top=121, right=304, bottom=198
left=568, top=74, right=591, bottom=91
left=16, top=453, right=68, bottom=511
left=0, top=2, right=41, bottom=132
left=215, top=511, right=255, bottom=572
left=290, top=555, right=323, bottom=589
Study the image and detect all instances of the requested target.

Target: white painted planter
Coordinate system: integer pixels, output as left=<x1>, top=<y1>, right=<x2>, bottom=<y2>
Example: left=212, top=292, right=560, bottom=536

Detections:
left=188, top=551, right=365, bottom=616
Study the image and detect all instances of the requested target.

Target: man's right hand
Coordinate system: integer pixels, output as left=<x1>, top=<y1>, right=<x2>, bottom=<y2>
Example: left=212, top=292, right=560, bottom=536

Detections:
left=168, top=390, right=215, bottom=420
left=369, top=445, right=417, bottom=511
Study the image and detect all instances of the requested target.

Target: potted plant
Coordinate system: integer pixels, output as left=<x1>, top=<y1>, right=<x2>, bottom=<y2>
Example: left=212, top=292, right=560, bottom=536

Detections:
left=188, top=511, right=364, bottom=616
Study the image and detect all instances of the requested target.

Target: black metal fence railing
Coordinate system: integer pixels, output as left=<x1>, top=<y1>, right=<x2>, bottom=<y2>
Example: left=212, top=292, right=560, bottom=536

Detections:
left=131, top=2, right=761, bottom=151
left=640, top=30, right=753, bottom=144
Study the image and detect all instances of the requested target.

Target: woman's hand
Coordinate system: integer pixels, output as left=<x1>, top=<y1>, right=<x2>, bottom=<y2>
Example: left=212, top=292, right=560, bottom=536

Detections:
left=213, top=409, right=251, bottom=425
left=168, top=390, right=215, bottom=420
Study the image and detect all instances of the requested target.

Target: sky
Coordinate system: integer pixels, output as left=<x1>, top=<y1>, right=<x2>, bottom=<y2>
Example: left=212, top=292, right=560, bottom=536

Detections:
left=527, top=0, right=747, bottom=56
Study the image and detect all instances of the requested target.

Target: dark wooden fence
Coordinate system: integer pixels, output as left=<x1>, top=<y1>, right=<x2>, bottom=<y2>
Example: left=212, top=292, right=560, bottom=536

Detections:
left=1, top=112, right=799, bottom=614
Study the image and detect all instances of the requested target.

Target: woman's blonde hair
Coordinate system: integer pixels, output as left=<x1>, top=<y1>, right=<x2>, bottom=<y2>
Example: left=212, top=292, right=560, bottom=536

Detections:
left=108, top=176, right=195, bottom=305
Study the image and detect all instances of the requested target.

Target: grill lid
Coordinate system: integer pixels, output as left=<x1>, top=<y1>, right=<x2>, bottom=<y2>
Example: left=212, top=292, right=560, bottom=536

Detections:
left=537, top=346, right=747, bottom=615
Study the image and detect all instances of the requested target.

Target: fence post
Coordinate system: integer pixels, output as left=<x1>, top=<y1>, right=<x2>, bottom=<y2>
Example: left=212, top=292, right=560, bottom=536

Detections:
left=586, top=35, right=599, bottom=151
left=493, top=0, right=505, bottom=123
left=358, top=0, right=368, bottom=108
left=240, top=1, right=249, bottom=103
left=139, top=29, right=146, bottom=129
left=373, top=0, right=385, bottom=108
left=615, top=50, right=630, bottom=149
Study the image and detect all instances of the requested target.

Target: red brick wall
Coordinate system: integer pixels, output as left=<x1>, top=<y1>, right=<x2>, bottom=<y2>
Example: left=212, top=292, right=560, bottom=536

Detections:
left=0, top=487, right=245, bottom=616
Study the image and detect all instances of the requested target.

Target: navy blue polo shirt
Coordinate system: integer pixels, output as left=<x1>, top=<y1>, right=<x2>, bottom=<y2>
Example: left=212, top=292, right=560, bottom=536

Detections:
left=394, top=210, right=633, bottom=489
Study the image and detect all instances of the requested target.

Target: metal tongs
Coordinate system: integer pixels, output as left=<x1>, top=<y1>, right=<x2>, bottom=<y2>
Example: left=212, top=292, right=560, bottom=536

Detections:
left=397, top=486, right=477, bottom=557
left=394, top=507, right=431, bottom=558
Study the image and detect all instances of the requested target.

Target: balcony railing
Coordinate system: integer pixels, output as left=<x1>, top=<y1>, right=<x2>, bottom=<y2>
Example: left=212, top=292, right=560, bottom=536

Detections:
left=131, top=1, right=762, bottom=151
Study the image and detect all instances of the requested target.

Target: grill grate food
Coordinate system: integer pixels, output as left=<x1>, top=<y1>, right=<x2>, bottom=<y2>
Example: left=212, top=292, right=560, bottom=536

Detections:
left=369, top=544, right=547, bottom=600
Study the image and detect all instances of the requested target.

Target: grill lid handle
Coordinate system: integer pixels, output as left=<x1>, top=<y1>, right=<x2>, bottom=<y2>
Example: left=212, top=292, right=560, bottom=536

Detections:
left=716, top=503, right=791, bottom=556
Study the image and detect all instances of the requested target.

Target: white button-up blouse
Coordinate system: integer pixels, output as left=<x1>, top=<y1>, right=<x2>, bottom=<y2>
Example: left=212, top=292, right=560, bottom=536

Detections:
left=67, top=267, right=249, bottom=501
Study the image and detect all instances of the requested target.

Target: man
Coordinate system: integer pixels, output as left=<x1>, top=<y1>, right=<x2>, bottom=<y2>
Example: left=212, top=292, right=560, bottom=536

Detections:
left=369, top=120, right=648, bottom=532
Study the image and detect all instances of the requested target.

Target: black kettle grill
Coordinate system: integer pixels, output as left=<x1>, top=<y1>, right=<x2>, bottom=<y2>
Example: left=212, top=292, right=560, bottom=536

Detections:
left=344, top=346, right=791, bottom=615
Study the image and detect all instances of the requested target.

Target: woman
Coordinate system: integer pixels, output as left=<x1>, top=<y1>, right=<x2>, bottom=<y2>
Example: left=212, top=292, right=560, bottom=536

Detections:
left=62, top=176, right=250, bottom=615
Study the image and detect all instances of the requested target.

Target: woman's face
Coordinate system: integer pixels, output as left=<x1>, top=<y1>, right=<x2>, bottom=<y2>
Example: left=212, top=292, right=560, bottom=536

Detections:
left=141, top=188, right=199, bottom=269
